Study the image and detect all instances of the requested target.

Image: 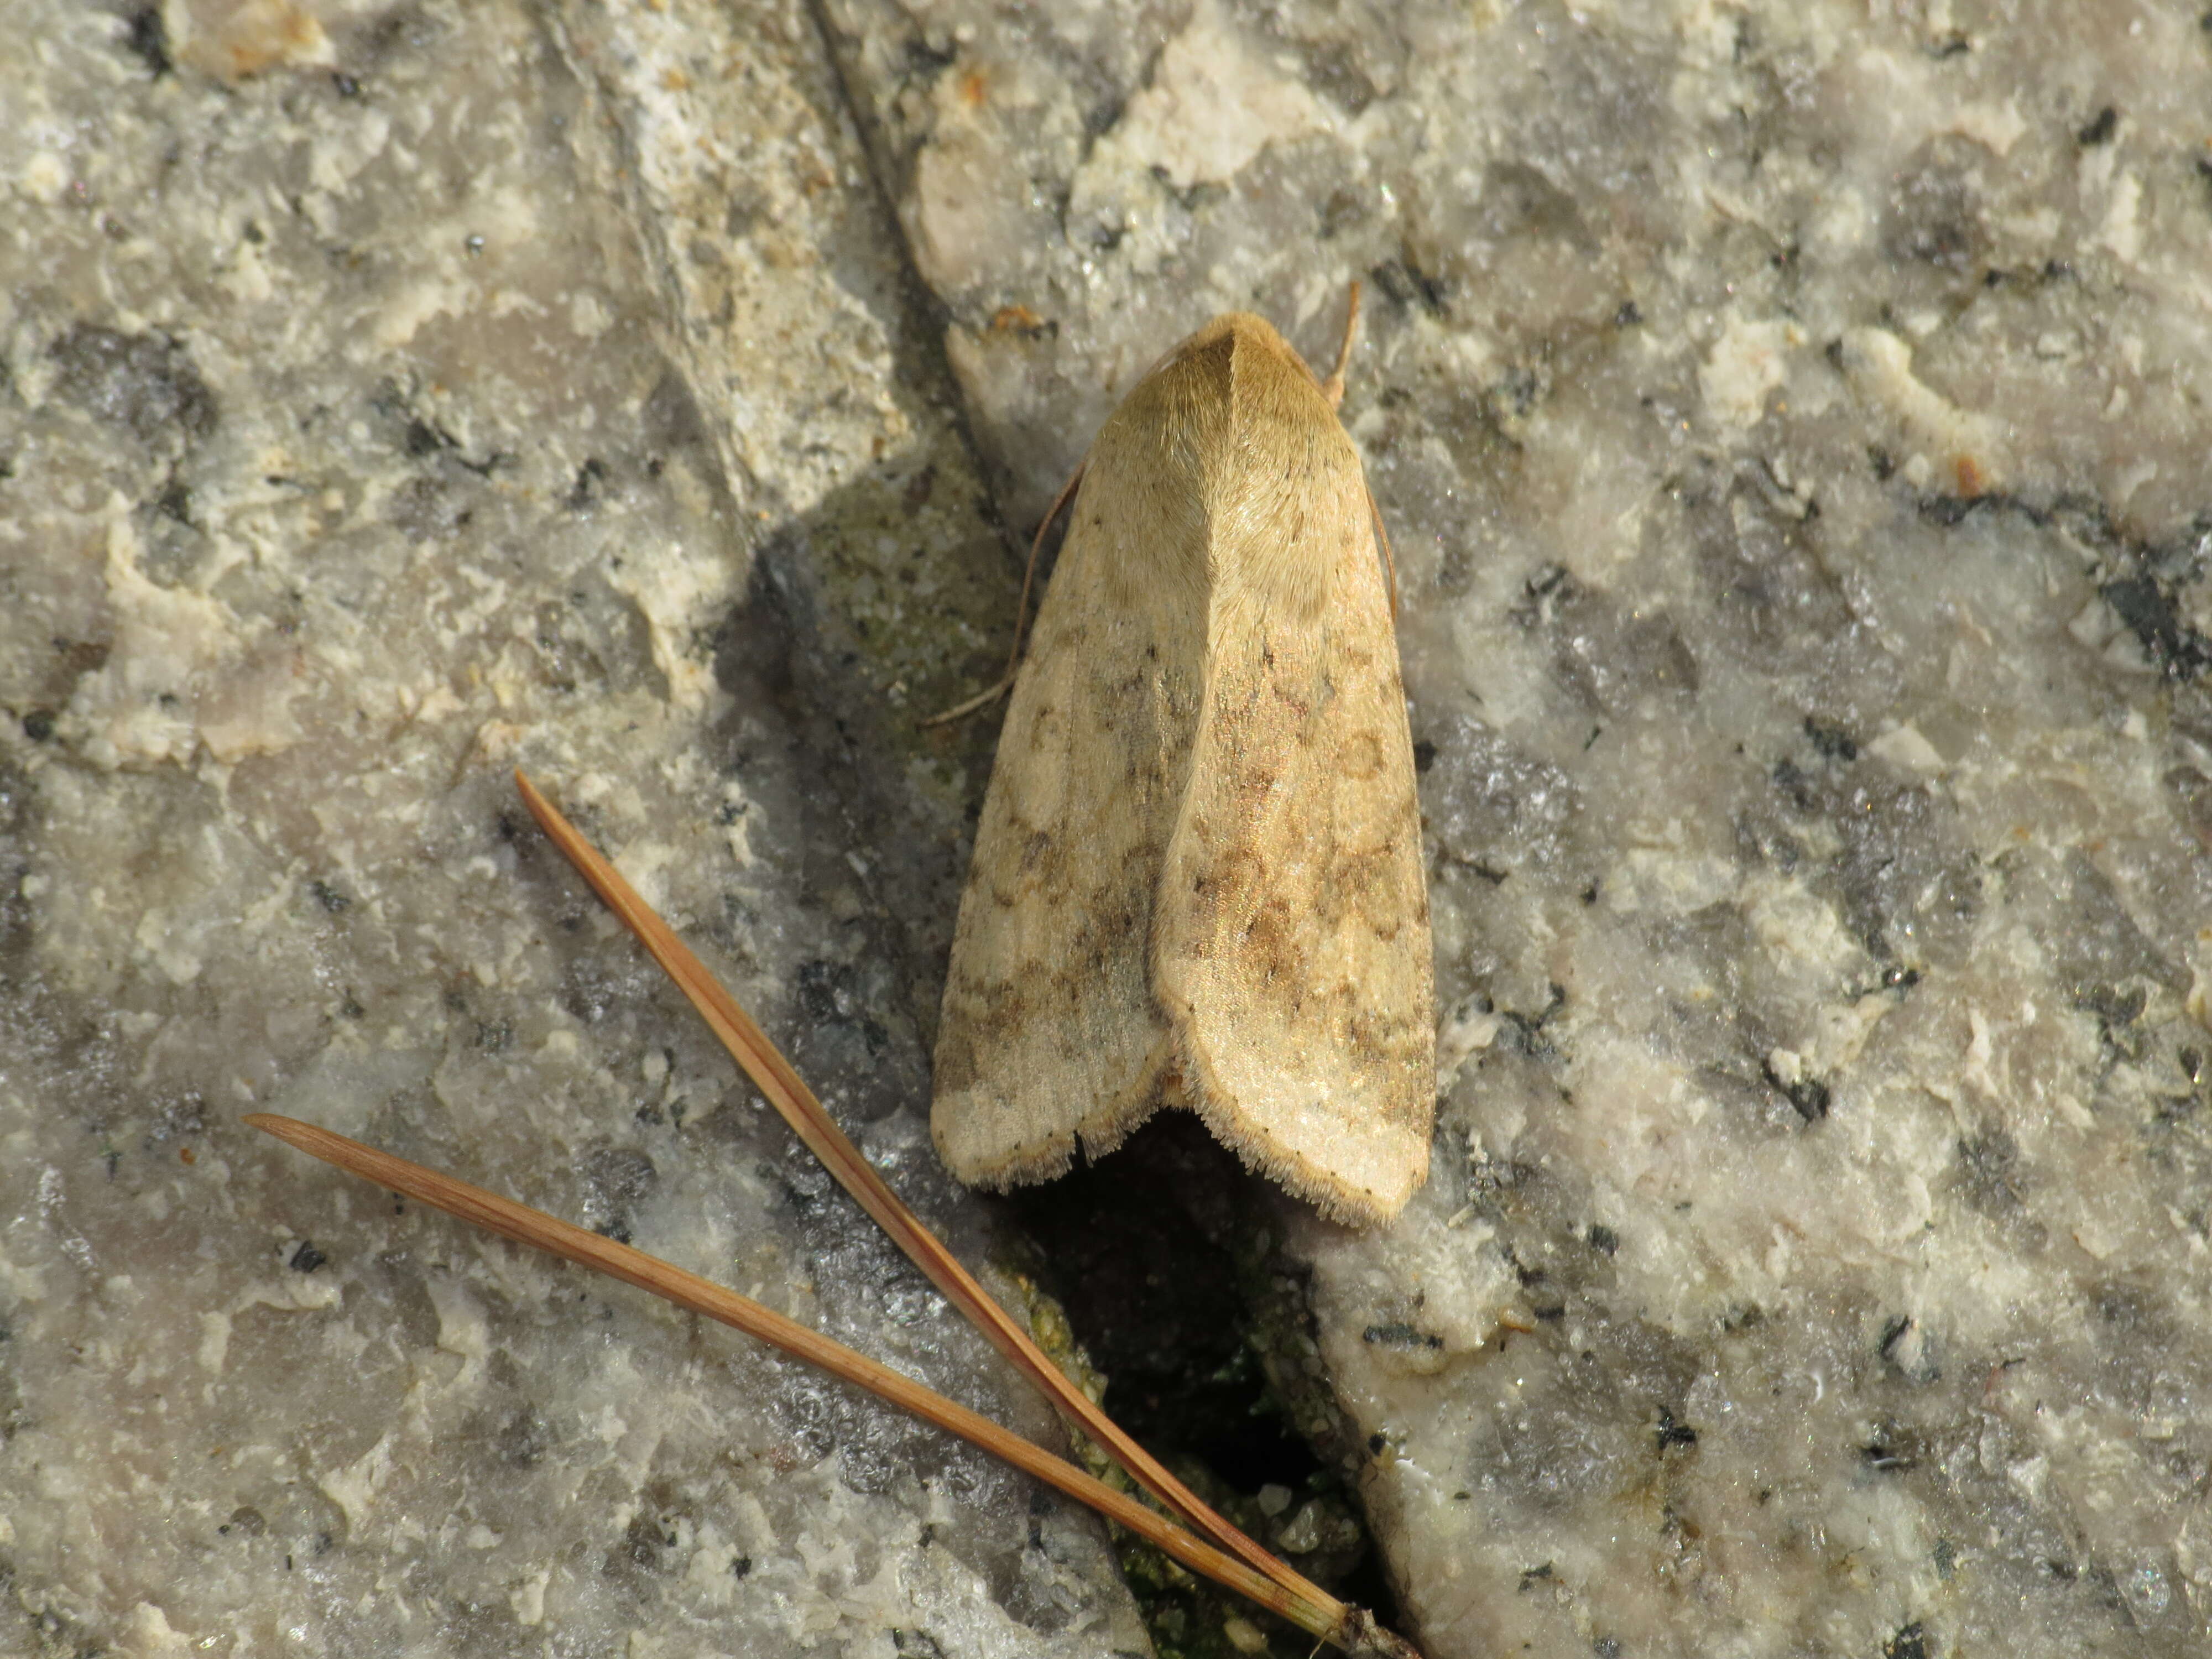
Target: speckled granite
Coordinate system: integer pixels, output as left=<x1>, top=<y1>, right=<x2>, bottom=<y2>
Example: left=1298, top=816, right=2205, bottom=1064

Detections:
left=817, top=3, right=2212, bottom=1656
left=7, top=3, right=2212, bottom=1658
left=0, top=2, right=1137, bottom=1655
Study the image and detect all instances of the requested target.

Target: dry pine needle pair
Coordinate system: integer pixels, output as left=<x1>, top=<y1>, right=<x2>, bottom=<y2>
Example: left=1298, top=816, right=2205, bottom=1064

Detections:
left=254, top=297, right=1431, bottom=1657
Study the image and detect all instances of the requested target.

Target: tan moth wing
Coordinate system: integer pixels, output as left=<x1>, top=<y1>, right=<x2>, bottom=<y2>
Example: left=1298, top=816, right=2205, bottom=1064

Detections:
left=932, top=313, right=1434, bottom=1224
left=930, top=350, right=1218, bottom=1185
left=1152, top=330, right=1433, bottom=1223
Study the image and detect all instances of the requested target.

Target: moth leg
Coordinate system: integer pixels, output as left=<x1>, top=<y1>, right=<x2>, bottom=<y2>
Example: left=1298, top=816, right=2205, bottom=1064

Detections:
left=919, top=674, right=1021, bottom=727
left=1318, top=279, right=1363, bottom=410
left=920, top=462, right=1087, bottom=726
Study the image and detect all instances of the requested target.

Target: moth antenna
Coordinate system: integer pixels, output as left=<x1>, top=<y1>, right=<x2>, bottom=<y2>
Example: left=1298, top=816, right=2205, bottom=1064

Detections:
left=1329, top=284, right=1391, bottom=614
left=1367, top=485, right=1400, bottom=617
left=920, top=462, right=1087, bottom=727
left=1008, top=462, right=1083, bottom=673
left=1320, top=279, right=1362, bottom=410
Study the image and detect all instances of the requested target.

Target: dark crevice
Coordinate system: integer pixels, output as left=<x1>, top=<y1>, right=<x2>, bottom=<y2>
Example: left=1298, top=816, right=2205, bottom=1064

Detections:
left=1001, top=1115, right=1406, bottom=1655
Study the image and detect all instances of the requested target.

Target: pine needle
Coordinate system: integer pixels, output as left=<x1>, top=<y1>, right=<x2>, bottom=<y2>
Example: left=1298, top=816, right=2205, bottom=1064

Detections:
left=242, top=1113, right=1306, bottom=1626
left=249, top=771, right=1427, bottom=1657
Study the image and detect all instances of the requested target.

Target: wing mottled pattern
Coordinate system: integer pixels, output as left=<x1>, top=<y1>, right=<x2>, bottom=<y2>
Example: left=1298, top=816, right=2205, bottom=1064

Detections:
left=930, top=338, right=1227, bottom=1185
left=1155, top=333, right=1434, bottom=1224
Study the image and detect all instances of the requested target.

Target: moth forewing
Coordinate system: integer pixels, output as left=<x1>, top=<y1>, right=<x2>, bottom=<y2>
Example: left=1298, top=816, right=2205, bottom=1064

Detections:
left=933, top=310, right=1434, bottom=1225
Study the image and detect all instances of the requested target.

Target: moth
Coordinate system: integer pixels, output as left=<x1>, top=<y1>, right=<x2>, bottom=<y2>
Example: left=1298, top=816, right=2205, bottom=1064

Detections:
left=932, top=298, right=1435, bottom=1225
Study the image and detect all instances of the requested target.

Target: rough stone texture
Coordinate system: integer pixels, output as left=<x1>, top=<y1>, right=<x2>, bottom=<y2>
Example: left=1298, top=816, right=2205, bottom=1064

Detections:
left=8, top=3, right=2212, bottom=1659
left=817, top=3, right=2212, bottom=1657
left=0, top=3, right=1138, bottom=1656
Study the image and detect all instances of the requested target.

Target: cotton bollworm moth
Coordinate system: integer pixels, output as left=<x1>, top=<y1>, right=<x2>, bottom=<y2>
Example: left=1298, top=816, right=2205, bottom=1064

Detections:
left=933, top=296, right=1434, bottom=1225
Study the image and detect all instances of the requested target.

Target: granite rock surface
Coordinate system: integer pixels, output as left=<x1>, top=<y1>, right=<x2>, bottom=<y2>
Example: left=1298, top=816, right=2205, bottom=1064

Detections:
left=0, top=2, right=1136, bottom=1656
left=6, top=3, right=2212, bottom=1659
left=821, top=3, right=2212, bottom=1656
